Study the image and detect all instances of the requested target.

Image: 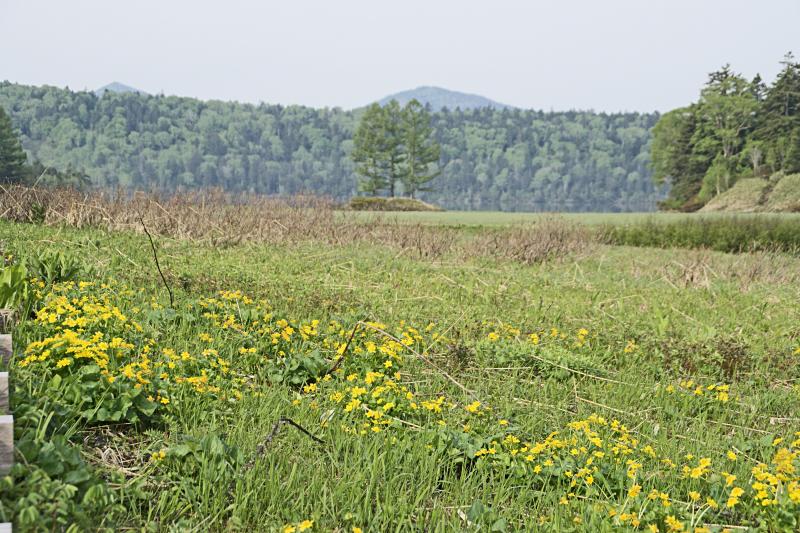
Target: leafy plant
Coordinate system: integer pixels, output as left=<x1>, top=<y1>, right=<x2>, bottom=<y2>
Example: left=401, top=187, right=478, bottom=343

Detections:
left=0, top=262, right=28, bottom=309
left=267, top=348, right=328, bottom=386
left=27, top=250, right=88, bottom=285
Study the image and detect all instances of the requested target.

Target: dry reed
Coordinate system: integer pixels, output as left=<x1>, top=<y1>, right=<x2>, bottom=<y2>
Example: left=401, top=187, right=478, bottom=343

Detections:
left=0, top=186, right=590, bottom=265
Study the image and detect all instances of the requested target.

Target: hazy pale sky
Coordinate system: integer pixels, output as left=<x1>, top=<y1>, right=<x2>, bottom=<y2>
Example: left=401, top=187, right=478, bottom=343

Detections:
left=2, top=0, right=798, bottom=112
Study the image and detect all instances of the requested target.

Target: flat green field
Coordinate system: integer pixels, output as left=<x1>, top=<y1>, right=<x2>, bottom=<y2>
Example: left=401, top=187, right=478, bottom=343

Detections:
left=346, top=209, right=800, bottom=227
left=2, top=208, right=800, bottom=531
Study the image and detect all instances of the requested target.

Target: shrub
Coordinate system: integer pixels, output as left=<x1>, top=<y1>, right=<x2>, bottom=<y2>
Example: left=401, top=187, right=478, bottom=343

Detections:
left=348, top=196, right=443, bottom=212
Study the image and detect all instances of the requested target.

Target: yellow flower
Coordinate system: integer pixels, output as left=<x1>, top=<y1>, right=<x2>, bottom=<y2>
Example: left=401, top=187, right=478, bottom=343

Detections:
left=56, top=357, right=72, bottom=368
left=352, top=528, right=363, bottom=533
left=487, top=332, right=499, bottom=342
left=464, top=401, right=481, bottom=414
left=282, top=526, right=296, bottom=533
left=628, top=484, right=642, bottom=498
left=726, top=486, right=744, bottom=508
left=664, top=515, right=684, bottom=532
left=688, top=491, right=700, bottom=502
left=297, top=520, right=313, bottom=531
left=726, top=450, right=737, bottom=461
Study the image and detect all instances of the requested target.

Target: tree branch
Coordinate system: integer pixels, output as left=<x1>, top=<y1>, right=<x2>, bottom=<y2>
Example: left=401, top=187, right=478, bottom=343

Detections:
left=138, top=215, right=174, bottom=308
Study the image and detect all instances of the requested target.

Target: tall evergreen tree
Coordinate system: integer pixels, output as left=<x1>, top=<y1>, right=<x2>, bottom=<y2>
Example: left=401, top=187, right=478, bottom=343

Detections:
left=400, top=99, right=440, bottom=198
left=351, top=101, right=405, bottom=196
left=753, top=52, right=800, bottom=173
left=352, top=103, right=389, bottom=195
left=650, top=106, right=708, bottom=209
left=382, top=100, right=404, bottom=197
left=0, top=105, right=27, bottom=182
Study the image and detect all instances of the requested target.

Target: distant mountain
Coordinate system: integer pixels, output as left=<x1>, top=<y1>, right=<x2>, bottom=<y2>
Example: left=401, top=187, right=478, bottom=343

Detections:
left=95, top=82, right=146, bottom=96
left=378, top=86, right=512, bottom=111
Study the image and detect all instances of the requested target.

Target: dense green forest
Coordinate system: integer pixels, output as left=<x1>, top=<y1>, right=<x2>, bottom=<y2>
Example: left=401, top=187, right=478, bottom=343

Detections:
left=0, top=82, right=664, bottom=211
left=652, top=53, right=800, bottom=210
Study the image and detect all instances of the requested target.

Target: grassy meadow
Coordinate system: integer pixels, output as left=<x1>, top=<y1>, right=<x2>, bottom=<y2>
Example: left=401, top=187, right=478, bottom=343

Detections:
left=1, top=188, right=800, bottom=532
left=347, top=209, right=800, bottom=227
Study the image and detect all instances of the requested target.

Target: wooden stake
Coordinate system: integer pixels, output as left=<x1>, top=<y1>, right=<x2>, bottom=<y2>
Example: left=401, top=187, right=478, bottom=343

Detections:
left=0, top=414, right=12, bottom=475
left=0, top=334, right=10, bottom=366
left=0, top=372, right=7, bottom=413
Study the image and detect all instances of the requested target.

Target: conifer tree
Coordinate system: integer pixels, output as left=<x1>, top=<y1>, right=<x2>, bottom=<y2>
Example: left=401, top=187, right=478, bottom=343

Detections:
left=0, top=105, right=27, bottom=182
left=400, top=99, right=440, bottom=198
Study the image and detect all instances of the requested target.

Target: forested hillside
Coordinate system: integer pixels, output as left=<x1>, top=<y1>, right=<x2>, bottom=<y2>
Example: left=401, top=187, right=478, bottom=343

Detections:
left=0, top=82, right=664, bottom=211
left=651, top=54, right=800, bottom=211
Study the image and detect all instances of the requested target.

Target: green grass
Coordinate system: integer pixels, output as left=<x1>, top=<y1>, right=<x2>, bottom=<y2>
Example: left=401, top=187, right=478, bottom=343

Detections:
left=344, top=209, right=800, bottom=227
left=601, top=215, right=800, bottom=255
left=2, top=219, right=800, bottom=531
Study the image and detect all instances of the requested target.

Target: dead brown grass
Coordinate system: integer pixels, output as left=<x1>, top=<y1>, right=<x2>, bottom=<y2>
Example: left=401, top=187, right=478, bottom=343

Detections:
left=467, top=218, right=594, bottom=265
left=0, top=186, right=592, bottom=265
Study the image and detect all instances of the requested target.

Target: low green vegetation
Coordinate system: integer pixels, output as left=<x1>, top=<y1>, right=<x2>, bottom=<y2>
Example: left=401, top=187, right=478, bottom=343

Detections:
left=601, top=215, right=800, bottom=255
left=700, top=178, right=772, bottom=212
left=347, top=197, right=443, bottom=212
left=1, top=193, right=800, bottom=531
left=345, top=209, right=800, bottom=227
left=700, top=174, right=800, bottom=213
left=765, top=174, right=800, bottom=212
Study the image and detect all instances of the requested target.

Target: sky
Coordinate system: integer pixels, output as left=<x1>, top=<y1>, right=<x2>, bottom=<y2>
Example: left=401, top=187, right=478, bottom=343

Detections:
left=2, top=0, right=799, bottom=112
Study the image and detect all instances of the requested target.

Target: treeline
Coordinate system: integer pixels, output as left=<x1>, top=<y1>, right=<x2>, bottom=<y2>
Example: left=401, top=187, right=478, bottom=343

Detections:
left=0, top=81, right=664, bottom=211
left=652, top=53, right=800, bottom=211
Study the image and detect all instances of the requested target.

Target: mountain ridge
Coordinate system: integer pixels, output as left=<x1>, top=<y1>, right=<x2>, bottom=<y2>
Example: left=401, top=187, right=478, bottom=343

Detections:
left=378, top=86, right=512, bottom=110
left=95, top=82, right=146, bottom=96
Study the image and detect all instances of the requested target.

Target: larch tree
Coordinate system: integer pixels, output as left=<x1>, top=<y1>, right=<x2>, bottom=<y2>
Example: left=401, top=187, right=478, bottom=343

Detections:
left=400, top=99, right=440, bottom=198
left=382, top=100, right=404, bottom=197
left=351, top=103, right=391, bottom=195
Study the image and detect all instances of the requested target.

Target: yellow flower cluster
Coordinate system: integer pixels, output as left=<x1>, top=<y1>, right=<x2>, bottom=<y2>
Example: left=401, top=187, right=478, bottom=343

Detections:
left=483, top=323, right=595, bottom=349
left=282, top=519, right=313, bottom=532
left=16, top=280, right=800, bottom=531
left=462, top=414, right=799, bottom=531
left=664, top=380, right=731, bottom=403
